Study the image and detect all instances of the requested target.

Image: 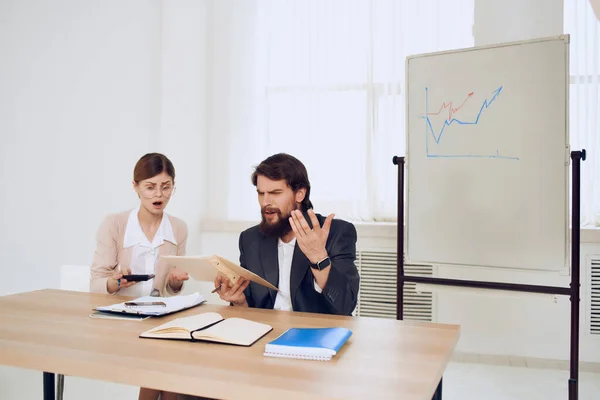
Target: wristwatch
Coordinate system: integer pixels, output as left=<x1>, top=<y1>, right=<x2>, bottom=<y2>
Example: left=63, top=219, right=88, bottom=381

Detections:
left=310, top=256, right=331, bottom=271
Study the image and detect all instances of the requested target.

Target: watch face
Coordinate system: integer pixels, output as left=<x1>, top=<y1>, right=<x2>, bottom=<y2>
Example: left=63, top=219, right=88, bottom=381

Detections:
left=317, top=257, right=331, bottom=270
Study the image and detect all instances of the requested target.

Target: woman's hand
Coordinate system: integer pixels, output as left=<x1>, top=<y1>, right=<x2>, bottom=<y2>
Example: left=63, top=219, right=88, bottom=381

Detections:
left=106, top=266, right=136, bottom=294
left=168, top=267, right=189, bottom=292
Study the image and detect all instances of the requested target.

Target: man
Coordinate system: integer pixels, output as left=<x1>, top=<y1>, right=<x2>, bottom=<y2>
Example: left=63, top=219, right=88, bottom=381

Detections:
left=214, top=153, right=360, bottom=315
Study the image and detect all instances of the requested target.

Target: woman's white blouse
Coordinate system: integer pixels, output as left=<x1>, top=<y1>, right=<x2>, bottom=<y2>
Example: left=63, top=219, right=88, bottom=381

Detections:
left=118, top=208, right=177, bottom=297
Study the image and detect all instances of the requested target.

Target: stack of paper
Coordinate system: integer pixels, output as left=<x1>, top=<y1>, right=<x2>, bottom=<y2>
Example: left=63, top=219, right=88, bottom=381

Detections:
left=95, top=292, right=205, bottom=316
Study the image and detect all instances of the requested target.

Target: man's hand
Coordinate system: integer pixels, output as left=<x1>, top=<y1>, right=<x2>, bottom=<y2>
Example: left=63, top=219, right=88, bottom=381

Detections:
left=289, top=209, right=333, bottom=264
left=214, top=275, right=250, bottom=306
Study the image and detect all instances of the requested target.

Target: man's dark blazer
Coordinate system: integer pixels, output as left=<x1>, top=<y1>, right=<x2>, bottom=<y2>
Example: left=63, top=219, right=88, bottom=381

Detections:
left=239, top=211, right=360, bottom=316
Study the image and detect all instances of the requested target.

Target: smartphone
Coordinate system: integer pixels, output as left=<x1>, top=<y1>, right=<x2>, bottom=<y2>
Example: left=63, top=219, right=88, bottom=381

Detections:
left=122, top=274, right=155, bottom=282
left=124, top=301, right=166, bottom=307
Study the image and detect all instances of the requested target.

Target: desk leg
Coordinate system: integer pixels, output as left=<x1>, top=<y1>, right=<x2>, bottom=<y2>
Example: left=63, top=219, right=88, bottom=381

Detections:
left=432, top=378, right=442, bottom=400
left=43, top=372, right=55, bottom=400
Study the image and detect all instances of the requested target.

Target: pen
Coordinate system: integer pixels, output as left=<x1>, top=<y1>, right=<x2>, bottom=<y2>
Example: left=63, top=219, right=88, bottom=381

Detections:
left=124, top=301, right=166, bottom=307
left=211, top=277, right=246, bottom=293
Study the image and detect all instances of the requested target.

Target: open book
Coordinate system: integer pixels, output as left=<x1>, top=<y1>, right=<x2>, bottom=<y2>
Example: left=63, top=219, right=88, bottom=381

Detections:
left=95, top=292, right=205, bottom=317
left=140, top=312, right=273, bottom=346
left=161, top=255, right=278, bottom=291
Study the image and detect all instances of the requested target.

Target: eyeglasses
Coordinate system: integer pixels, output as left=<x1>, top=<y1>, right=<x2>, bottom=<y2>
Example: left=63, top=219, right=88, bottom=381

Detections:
left=140, top=185, right=175, bottom=199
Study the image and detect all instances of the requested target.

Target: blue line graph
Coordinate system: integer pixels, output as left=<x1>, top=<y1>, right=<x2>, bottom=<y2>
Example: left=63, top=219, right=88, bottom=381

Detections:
left=421, top=86, right=519, bottom=160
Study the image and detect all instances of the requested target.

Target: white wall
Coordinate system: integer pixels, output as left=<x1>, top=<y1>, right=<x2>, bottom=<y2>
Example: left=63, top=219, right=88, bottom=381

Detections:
left=474, top=0, right=564, bottom=46
left=436, top=241, right=600, bottom=362
left=0, top=0, right=209, bottom=298
left=0, top=0, right=163, bottom=296
left=204, top=0, right=267, bottom=222
left=157, top=0, right=209, bottom=255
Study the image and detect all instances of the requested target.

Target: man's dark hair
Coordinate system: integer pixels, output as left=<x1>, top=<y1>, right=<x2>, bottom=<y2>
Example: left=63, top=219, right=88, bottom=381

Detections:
left=251, top=153, right=313, bottom=211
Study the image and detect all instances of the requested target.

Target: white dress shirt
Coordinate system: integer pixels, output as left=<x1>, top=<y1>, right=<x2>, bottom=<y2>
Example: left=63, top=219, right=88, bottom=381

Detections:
left=273, top=237, right=323, bottom=311
left=273, top=238, right=296, bottom=311
left=118, top=208, right=177, bottom=298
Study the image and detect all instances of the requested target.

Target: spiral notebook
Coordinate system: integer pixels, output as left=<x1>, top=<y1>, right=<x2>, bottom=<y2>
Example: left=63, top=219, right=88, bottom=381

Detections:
left=264, top=327, right=352, bottom=361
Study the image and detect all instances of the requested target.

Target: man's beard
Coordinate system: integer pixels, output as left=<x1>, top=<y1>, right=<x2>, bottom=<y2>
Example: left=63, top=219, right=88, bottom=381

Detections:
left=259, top=205, right=298, bottom=238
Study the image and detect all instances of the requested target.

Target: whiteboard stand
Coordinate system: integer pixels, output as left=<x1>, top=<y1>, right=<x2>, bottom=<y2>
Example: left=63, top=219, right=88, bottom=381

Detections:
left=393, top=150, right=586, bottom=400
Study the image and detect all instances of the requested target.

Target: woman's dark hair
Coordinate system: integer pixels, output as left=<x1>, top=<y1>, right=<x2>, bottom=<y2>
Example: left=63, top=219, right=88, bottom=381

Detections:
left=251, top=153, right=313, bottom=211
left=133, top=153, right=175, bottom=183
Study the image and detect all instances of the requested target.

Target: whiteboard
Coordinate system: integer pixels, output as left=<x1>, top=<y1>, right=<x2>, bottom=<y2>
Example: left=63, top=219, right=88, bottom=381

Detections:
left=406, top=36, right=570, bottom=271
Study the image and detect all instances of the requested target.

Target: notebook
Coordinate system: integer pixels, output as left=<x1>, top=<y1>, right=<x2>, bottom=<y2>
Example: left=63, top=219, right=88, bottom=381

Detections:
left=140, top=312, right=273, bottom=346
left=95, top=292, right=205, bottom=317
left=264, top=327, right=352, bottom=361
left=160, top=254, right=279, bottom=291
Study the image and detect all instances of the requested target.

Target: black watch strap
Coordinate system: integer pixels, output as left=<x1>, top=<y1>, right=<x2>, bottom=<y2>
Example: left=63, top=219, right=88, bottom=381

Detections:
left=311, top=256, right=331, bottom=270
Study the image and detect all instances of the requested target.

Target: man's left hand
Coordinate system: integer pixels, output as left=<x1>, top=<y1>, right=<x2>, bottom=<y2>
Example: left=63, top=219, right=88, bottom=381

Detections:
left=289, top=209, right=333, bottom=264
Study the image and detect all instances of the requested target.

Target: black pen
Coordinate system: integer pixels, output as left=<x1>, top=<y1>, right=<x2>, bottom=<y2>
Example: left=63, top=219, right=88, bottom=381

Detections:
left=124, top=301, right=166, bottom=307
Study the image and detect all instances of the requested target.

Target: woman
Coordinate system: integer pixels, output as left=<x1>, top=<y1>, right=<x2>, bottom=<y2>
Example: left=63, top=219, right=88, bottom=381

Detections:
left=90, top=152, right=189, bottom=400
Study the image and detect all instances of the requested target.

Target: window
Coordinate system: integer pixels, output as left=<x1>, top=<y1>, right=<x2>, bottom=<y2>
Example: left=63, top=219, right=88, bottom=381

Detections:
left=224, top=0, right=475, bottom=222
left=564, top=0, right=600, bottom=227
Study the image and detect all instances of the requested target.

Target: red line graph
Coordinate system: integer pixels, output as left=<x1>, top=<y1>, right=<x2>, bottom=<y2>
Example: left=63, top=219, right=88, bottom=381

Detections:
left=427, top=92, right=474, bottom=121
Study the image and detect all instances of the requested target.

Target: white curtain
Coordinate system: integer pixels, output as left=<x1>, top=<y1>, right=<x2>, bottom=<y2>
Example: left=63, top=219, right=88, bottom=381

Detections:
left=222, top=0, right=474, bottom=222
left=565, top=0, right=600, bottom=227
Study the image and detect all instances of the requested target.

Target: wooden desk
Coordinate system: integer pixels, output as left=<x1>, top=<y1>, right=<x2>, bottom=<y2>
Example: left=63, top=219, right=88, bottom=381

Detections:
left=0, top=289, right=459, bottom=400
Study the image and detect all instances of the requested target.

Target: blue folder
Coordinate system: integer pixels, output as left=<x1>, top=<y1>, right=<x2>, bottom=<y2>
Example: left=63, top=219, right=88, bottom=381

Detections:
left=263, top=327, right=352, bottom=361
